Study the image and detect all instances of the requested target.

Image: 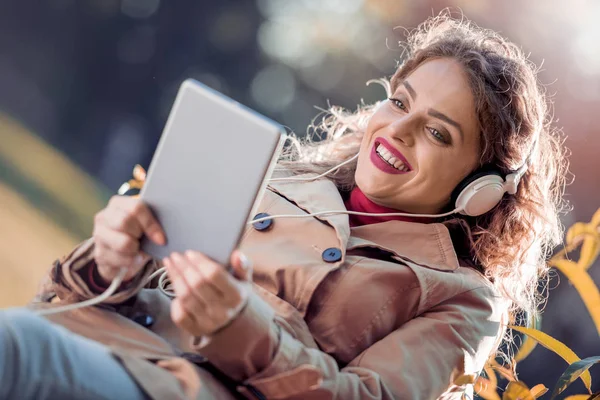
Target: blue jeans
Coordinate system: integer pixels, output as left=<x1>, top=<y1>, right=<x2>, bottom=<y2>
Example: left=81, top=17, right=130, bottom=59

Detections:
left=0, top=308, right=150, bottom=400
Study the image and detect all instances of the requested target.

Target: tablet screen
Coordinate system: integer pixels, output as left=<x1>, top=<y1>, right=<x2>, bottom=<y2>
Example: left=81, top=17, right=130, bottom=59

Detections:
left=140, top=79, right=285, bottom=265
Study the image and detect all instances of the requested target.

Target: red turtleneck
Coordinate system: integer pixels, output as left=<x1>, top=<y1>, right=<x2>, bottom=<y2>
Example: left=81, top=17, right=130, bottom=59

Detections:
left=343, top=186, right=437, bottom=227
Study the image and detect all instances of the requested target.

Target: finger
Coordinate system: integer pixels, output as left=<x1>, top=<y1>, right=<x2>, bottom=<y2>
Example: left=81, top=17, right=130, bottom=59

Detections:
left=93, top=223, right=139, bottom=254
left=164, top=257, right=194, bottom=302
left=108, top=196, right=166, bottom=245
left=126, top=201, right=166, bottom=246
left=170, top=253, right=223, bottom=309
left=170, top=297, right=203, bottom=335
left=229, top=250, right=253, bottom=282
left=166, top=257, right=218, bottom=332
left=185, top=251, right=245, bottom=309
left=184, top=251, right=231, bottom=290
left=101, top=207, right=143, bottom=238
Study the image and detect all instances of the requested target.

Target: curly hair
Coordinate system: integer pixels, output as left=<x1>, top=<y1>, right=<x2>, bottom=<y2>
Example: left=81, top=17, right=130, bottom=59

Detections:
left=279, top=12, right=569, bottom=324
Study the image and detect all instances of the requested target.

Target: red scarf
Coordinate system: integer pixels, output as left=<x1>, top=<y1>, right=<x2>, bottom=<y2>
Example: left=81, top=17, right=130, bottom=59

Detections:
left=344, top=186, right=437, bottom=227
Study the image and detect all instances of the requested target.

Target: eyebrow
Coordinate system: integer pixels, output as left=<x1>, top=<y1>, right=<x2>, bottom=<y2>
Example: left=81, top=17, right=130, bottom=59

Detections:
left=402, top=80, right=464, bottom=143
left=402, top=81, right=417, bottom=100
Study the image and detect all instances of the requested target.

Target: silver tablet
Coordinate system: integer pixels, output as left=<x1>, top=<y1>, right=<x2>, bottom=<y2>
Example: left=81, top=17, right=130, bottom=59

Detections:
left=139, top=79, right=285, bottom=265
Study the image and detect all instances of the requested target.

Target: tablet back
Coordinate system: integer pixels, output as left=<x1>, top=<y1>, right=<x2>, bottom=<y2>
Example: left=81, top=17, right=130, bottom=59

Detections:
left=140, top=79, right=285, bottom=265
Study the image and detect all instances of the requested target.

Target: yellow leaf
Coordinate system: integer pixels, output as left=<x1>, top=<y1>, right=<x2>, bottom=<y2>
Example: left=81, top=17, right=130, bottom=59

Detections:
left=503, top=381, right=534, bottom=400
left=515, top=314, right=542, bottom=363
left=509, top=326, right=592, bottom=392
left=565, top=222, right=600, bottom=270
left=475, top=377, right=501, bottom=400
left=484, top=363, right=498, bottom=388
left=488, top=358, right=518, bottom=382
left=133, top=164, right=147, bottom=182
left=551, top=259, right=600, bottom=336
left=530, top=384, right=548, bottom=398
left=453, top=373, right=477, bottom=386
left=566, top=222, right=598, bottom=246
left=579, top=236, right=600, bottom=271
left=564, top=208, right=600, bottom=270
left=590, top=207, right=600, bottom=227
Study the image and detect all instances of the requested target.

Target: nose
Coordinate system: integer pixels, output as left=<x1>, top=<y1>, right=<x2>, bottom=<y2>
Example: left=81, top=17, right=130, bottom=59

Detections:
left=388, top=115, right=417, bottom=147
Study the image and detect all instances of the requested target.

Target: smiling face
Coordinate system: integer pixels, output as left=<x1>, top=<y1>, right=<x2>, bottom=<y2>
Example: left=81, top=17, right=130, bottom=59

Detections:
left=355, top=57, right=482, bottom=214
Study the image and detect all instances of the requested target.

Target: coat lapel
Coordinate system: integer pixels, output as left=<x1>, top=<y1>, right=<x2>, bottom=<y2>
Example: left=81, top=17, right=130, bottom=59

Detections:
left=348, top=221, right=460, bottom=272
left=267, top=173, right=350, bottom=256
left=266, top=169, right=459, bottom=272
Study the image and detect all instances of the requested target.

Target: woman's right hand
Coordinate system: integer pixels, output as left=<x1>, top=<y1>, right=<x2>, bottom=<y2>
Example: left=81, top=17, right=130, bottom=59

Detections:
left=92, top=195, right=166, bottom=284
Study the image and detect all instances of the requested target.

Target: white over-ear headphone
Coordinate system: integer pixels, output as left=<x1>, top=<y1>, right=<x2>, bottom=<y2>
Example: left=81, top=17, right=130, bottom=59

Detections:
left=450, top=162, right=529, bottom=217
left=271, top=134, right=535, bottom=218
left=449, top=132, right=537, bottom=217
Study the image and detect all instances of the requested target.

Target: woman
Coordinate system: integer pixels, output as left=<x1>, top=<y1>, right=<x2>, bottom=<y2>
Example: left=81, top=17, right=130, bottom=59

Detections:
left=1, top=14, right=567, bottom=400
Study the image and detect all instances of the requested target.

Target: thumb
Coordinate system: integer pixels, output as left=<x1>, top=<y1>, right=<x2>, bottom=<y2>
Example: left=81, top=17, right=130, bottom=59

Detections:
left=230, top=250, right=252, bottom=281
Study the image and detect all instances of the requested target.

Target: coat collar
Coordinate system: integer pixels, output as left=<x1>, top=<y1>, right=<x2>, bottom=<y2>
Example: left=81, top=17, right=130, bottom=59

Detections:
left=267, top=171, right=460, bottom=272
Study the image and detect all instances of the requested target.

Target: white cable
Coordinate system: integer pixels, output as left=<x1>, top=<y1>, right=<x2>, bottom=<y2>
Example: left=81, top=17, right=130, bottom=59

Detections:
left=37, top=152, right=461, bottom=313
left=248, top=208, right=460, bottom=224
left=34, top=267, right=128, bottom=316
left=268, top=153, right=359, bottom=182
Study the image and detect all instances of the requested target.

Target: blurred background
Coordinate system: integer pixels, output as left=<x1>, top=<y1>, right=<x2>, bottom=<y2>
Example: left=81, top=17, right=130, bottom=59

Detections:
left=0, top=0, right=598, bottom=394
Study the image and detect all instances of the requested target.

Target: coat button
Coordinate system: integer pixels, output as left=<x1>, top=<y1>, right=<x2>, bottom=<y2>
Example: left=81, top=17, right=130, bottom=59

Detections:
left=322, top=247, right=342, bottom=263
left=252, top=213, right=273, bottom=231
left=132, top=313, right=154, bottom=328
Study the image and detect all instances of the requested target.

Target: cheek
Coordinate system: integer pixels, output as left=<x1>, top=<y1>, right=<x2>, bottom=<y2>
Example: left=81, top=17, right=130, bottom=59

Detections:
left=354, top=151, right=371, bottom=189
left=356, top=128, right=375, bottom=173
left=417, top=155, right=465, bottom=198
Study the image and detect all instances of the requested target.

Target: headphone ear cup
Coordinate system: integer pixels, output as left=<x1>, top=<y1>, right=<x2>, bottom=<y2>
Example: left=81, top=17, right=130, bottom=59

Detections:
left=451, top=170, right=506, bottom=217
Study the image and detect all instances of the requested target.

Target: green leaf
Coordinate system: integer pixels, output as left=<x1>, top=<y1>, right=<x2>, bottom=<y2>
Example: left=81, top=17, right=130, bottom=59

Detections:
left=551, top=357, right=600, bottom=399
left=564, top=394, right=600, bottom=400
left=509, top=326, right=592, bottom=392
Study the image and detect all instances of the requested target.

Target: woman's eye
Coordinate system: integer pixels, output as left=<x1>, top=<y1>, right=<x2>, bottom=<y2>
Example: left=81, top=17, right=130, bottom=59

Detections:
left=428, top=127, right=448, bottom=144
left=389, top=97, right=407, bottom=111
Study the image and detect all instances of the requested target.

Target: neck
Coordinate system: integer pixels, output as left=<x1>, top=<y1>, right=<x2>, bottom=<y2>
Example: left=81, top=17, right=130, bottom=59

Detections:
left=344, top=186, right=439, bottom=227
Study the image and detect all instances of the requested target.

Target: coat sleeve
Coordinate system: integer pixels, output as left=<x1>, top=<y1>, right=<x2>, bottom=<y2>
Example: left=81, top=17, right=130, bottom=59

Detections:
left=42, top=238, right=158, bottom=304
left=37, top=169, right=157, bottom=305
left=194, top=285, right=505, bottom=400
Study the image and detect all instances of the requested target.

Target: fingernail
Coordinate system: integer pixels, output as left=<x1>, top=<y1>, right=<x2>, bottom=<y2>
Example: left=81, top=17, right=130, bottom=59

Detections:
left=184, top=250, right=196, bottom=259
left=134, top=254, right=145, bottom=265
left=153, top=231, right=166, bottom=245
left=239, top=253, right=252, bottom=270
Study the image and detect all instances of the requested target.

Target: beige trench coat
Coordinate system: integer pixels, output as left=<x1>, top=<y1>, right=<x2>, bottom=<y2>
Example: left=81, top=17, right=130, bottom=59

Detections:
left=31, top=169, right=507, bottom=400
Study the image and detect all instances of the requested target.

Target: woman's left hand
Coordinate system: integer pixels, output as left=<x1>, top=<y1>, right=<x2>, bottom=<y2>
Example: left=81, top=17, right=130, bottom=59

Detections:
left=163, top=250, right=252, bottom=337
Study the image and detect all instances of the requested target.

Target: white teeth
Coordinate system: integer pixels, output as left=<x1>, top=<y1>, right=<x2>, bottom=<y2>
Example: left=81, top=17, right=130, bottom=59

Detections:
left=375, top=144, right=409, bottom=172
